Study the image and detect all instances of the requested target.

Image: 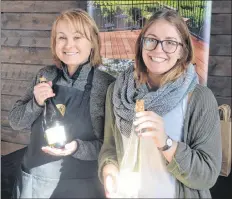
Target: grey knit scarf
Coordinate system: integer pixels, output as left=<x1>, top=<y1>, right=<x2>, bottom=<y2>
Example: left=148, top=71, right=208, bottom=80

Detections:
left=113, top=63, right=198, bottom=137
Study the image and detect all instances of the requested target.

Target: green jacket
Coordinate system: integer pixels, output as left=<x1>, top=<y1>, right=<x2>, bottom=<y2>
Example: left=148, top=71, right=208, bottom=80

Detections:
left=98, top=83, right=222, bottom=198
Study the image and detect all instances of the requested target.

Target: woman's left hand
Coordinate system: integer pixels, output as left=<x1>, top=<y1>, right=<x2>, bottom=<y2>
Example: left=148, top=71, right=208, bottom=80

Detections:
left=41, top=140, right=78, bottom=156
left=133, top=111, right=168, bottom=148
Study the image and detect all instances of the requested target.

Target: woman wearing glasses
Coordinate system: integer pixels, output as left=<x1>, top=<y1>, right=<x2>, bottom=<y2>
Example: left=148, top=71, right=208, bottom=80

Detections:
left=98, top=9, right=221, bottom=198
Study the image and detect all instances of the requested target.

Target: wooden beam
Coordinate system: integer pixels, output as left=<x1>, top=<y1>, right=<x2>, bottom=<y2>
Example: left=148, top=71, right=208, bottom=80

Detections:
left=208, top=56, right=231, bottom=77
left=211, top=1, right=232, bottom=14
left=1, top=29, right=50, bottom=37
left=1, top=36, right=50, bottom=48
left=1, top=13, right=58, bottom=30
left=2, top=80, right=31, bottom=96
left=1, top=1, right=82, bottom=13
left=211, top=14, right=232, bottom=34
left=1, top=46, right=53, bottom=65
left=207, top=76, right=231, bottom=97
left=210, top=35, right=231, bottom=56
left=215, top=97, right=232, bottom=107
left=1, top=63, right=44, bottom=81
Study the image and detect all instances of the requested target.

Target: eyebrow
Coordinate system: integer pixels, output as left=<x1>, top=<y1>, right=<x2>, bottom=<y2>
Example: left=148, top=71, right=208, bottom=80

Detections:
left=146, top=34, right=177, bottom=40
left=57, top=31, right=82, bottom=35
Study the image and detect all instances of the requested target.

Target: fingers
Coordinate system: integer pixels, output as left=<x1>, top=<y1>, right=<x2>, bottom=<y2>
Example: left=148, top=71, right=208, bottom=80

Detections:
left=105, top=174, right=117, bottom=197
left=64, top=141, right=78, bottom=152
left=139, top=131, right=156, bottom=137
left=135, top=121, right=158, bottom=132
left=47, top=81, right=53, bottom=87
left=41, top=146, right=64, bottom=156
left=42, top=146, right=71, bottom=156
left=133, top=115, right=158, bottom=126
left=103, top=164, right=119, bottom=198
left=136, top=111, right=162, bottom=119
left=133, top=111, right=165, bottom=139
left=133, top=111, right=161, bottom=132
left=33, top=81, right=55, bottom=106
left=104, top=173, right=118, bottom=198
left=41, top=141, right=78, bottom=156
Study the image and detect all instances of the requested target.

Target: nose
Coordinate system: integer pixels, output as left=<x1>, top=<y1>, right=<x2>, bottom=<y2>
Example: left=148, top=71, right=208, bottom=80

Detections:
left=153, top=42, right=163, bottom=52
left=65, top=38, right=74, bottom=48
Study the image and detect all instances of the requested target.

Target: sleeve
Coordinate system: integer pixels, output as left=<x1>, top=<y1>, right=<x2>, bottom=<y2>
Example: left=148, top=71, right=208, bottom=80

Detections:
left=167, top=86, right=222, bottom=190
left=71, top=138, right=103, bottom=161
left=8, top=71, right=44, bottom=131
left=98, top=83, right=119, bottom=183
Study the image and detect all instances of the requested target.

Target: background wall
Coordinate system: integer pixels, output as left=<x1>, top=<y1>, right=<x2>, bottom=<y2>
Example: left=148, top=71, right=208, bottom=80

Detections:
left=1, top=1, right=231, bottom=155
left=208, top=1, right=231, bottom=108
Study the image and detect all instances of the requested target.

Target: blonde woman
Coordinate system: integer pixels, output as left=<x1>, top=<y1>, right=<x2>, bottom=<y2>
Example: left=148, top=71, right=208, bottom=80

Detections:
left=9, top=9, right=115, bottom=198
left=99, top=10, right=221, bottom=198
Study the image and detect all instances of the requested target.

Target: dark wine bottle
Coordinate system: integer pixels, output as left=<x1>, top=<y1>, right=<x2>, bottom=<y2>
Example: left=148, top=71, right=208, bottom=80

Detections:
left=40, top=77, right=67, bottom=149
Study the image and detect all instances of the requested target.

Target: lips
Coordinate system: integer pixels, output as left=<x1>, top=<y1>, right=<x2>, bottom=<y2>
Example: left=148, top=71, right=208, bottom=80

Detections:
left=64, top=52, right=78, bottom=56
left=150, top=56, right=166, bottom=63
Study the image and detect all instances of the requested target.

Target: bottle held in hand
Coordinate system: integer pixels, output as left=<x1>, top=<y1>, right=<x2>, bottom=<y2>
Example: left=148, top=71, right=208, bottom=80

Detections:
left=40, top=77, right=67, bottom=149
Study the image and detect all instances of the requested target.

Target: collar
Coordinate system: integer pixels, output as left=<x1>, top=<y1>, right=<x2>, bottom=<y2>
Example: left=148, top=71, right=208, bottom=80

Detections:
left=61, top=59, right=91, bottom=81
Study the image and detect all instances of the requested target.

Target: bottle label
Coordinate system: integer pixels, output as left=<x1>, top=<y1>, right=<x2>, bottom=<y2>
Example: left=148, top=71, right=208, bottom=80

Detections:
left=45, top=125, right=66, bottom=145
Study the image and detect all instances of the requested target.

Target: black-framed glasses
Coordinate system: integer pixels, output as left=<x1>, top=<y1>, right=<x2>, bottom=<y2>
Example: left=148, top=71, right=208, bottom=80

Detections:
left=142, top=37, right=183, bottom=54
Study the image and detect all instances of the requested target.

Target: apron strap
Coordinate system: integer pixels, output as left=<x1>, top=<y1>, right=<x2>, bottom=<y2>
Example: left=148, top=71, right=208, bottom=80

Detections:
left=52, top=69, right=63, bottom=85
left=84, top=67, right=94, bottom=92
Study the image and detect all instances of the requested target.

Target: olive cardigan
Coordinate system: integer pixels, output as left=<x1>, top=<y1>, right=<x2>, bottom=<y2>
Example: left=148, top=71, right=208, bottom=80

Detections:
left=98, top=82, right=222, bottom=198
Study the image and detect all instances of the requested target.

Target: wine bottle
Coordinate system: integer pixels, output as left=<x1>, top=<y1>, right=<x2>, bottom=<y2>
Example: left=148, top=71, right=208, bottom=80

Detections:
left=40, top=77, right=67, bottom=149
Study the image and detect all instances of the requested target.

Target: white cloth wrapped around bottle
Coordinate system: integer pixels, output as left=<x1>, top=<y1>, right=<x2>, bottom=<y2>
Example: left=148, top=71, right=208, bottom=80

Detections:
left=116, top=125, right=176, bottom=198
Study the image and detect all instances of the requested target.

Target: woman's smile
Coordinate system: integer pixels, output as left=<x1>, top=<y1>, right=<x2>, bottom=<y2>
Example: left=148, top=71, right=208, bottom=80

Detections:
left=150, top=56, right=167, bottom=63
left=64, top=52, right=78, bottom=56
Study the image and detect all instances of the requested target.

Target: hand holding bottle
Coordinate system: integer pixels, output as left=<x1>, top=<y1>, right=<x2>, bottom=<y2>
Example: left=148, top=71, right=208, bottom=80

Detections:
left=42, top=140, right=78, bottom=156
left=103, top=164, right=119, bottom=198
left=34, top=81, right=55, bottom=106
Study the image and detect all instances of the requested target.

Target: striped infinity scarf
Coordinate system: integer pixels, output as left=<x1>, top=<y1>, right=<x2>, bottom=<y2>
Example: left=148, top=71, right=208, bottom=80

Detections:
left=113, top=63, right=198, bottom=137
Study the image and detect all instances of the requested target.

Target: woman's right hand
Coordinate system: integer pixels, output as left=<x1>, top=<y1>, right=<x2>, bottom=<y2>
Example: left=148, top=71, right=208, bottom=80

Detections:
left=103, top=164, right=119, bottom=198
left=33, top=81, right=55, bottom=106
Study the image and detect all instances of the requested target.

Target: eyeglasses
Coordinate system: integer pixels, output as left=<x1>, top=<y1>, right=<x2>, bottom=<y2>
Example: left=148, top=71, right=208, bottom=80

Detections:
left=142, top=37, right=183, bottom=54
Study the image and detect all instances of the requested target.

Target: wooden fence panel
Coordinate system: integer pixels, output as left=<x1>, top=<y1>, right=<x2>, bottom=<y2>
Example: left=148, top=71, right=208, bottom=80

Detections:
left=1, top=47, right=53, bottom=65
left=1, top=1, right=83, bottom=13
left=208, top=56, right=231, bottom=77
left=210, top=35, right=231, bottom=56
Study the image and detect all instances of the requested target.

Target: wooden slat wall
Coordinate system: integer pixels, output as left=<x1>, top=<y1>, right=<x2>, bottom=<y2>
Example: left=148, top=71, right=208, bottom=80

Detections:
left=1, top=0, right=87, bottom=155
left=208, top=1, right=232, bottom=107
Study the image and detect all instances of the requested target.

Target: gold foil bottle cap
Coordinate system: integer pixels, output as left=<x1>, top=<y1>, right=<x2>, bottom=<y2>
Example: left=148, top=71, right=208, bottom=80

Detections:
left=135, top=100, right=144, bottom=112
left=39, top=76, right=47, bottom=83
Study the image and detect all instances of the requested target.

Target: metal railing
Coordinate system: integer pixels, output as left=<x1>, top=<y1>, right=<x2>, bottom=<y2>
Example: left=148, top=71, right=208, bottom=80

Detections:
left=87, top=0, right=208, bottom=40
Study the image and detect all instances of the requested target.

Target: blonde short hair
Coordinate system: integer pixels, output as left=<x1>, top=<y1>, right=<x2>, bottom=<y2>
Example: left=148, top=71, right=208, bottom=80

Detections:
left=51, top=8, right=102, bottom=67
left=135, top=9, right=194, bottom=86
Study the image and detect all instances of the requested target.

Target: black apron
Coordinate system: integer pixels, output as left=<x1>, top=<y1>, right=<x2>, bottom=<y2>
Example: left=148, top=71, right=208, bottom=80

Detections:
left=13, top=68, right=105, bottom=198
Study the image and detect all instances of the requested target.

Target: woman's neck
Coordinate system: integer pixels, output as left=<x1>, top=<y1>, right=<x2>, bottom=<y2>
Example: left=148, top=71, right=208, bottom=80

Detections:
left=68, top=65, right=79, bottom=77
left=147, top=73, right=162, bottom=88
left=67, top=58, right=90, bottom=77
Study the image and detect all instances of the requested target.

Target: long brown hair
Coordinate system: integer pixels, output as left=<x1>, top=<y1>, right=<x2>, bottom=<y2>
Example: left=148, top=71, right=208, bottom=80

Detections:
left=135, top=9, right=194, bottom=86
left=50, top=8, right=102, bottom=68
